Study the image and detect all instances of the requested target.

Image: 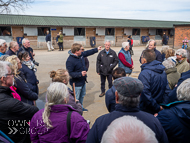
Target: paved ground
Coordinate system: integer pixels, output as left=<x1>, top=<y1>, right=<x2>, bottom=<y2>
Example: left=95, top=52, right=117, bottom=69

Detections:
left=35, top=46, right=163, bottom=127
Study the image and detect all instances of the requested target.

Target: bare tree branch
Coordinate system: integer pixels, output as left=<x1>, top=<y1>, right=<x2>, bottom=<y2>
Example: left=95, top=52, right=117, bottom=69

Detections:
left=0, top=0, right=34, bottom=14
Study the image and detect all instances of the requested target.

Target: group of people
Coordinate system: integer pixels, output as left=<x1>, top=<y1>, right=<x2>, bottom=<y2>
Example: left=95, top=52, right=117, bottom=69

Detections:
left=45, top=30, right=64, bottom=52
left=0, top=37, right=190, bottom=143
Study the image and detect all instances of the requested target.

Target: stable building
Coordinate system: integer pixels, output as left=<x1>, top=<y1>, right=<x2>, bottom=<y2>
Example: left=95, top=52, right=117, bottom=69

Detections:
left=0, top=14, right=190, bottom=49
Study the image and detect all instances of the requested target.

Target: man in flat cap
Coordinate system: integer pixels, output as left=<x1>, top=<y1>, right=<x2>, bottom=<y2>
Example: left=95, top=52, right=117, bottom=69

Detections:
left=86, top=77, right=168, bottom=143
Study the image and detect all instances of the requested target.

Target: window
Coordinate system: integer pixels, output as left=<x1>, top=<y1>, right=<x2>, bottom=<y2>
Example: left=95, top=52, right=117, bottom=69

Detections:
left=132, top=29, right=140, bottom=35
left=38, top=27, right=50, bottom=36
left=74, top=28, right=85, bottom=36
left=156, top=29, right=163, bottom=36
left=0, top=26, right=11, bottom=36
left=105, top=28, right=114, bottom=35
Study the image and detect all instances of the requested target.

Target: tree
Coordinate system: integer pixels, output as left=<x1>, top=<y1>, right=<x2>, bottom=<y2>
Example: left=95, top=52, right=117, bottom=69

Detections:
left=0, top=0, right=34, bottom=13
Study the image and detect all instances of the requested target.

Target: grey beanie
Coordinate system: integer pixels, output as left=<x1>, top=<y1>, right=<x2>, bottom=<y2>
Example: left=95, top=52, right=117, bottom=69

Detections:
left=113, top=77, right=144, bottom=97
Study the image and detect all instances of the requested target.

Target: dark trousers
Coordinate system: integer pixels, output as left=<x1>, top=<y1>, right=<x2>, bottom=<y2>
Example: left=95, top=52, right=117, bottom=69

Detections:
left=58, top=42, right=63, bottom=50
left=100, top=74, right=112, bottom=93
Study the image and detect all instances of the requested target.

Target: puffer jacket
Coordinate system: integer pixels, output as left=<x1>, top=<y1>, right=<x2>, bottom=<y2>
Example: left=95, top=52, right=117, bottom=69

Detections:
left=138, top=60, right=171, bottom=114
left=157, top=101, right=190, bottom=143
left=0, top=86, right=39, bottom=143
left=66, top=48, right=98, bottom=87
left=96, top=49, right=118, bottom=75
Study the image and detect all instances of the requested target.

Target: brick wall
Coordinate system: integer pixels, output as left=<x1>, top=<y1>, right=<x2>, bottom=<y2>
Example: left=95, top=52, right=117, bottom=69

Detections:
left=174, top=25, right=190, bottom=49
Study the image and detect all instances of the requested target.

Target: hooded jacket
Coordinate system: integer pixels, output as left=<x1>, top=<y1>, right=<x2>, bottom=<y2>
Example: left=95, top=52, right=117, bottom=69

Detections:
left=0, top=86, right=39, bottom=143
left=66, top=48, right=98, bottom=87
left=138, top=60, right=171, bottom=114
left=157, top=101, right=190, bottom=143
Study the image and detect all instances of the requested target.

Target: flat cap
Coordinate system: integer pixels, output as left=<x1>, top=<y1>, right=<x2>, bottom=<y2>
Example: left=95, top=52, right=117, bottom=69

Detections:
left=113, top=77, right=144, bottom=97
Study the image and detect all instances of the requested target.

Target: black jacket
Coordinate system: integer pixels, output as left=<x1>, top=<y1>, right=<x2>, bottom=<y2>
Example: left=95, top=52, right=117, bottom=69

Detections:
left=14, top=72, right=38, bottom=105
left=157, top=101, right=190, bottom=143
left=6, top=48, right=16, bottom=56
left=96, top=49, right=118, bottom=75
left=0, top=86, right=39, bottom=143
left=86, top=104, right=168, bottom=143
left=20, top=64, right=39, bottom=95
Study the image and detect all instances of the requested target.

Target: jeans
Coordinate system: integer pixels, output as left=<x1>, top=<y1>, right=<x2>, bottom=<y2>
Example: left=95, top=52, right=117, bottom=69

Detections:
left=100, top=74, right=112, bottom=93
left=73, top=83, right=86, bottom=108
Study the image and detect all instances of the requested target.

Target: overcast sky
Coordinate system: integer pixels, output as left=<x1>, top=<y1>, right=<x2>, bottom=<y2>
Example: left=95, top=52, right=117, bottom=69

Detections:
left=19, top=0, right=190, bottom=22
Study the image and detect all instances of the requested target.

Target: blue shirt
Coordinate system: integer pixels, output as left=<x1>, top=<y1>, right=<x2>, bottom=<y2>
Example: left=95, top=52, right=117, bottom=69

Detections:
left=0, top=52, right=5, bottom=57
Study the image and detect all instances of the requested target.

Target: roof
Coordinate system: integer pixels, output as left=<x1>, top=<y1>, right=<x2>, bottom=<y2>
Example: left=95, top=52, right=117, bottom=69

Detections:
left=0, top=14, right=190, bottom=28
left=173, top=23, right=190, bottom=26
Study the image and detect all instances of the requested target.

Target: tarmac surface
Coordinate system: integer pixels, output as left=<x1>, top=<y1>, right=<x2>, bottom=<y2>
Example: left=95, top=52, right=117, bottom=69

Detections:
left=35, top=46, right=163, bottom=127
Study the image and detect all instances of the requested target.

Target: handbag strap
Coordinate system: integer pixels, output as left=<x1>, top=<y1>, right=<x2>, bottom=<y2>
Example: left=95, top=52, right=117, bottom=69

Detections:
left=67, top=111, right=73, bottom=143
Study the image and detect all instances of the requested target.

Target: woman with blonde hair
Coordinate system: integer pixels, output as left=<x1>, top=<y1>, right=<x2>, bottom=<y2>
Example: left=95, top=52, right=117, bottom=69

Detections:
left=165, top=48, right=175, bottom=59
left=30, top=82, right=90, bottom=143
left=5, top=55, right=38, bottom=105
left=50, top=69, right=83, bottom=115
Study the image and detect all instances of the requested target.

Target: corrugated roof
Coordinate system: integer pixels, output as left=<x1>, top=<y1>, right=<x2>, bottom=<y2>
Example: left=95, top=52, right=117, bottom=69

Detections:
left=0, top=14, right=190, bottom=28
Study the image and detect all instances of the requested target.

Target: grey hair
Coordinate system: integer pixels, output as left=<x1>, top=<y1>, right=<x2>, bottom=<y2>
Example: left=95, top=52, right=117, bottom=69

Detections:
left=0, top=61, right=12, bottom=85
left=101, top=116, right=158, bottom=143
left=146, top=39, right=156, bottom=48
left=42, top=82, right=69, bottom=128
left=118, top=93, right=140, bottom=107
left=0, top=39, right=6, bottom=47
left=161, top=46, right=170, bottom=54
left=22, top=38, right=29, bottom=45
left=9, top=41, right=18, bottom=49
left=162, top=58, right=176, bottom=70
left=0, top=61, right=9, bottom=78
left=176, top=49, right=187, bottom=58
left=104, top=40, right=111, bottom=44
left=122, top=42, right=129, bottom=49
left=177, top=78, right=190, bottom=101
